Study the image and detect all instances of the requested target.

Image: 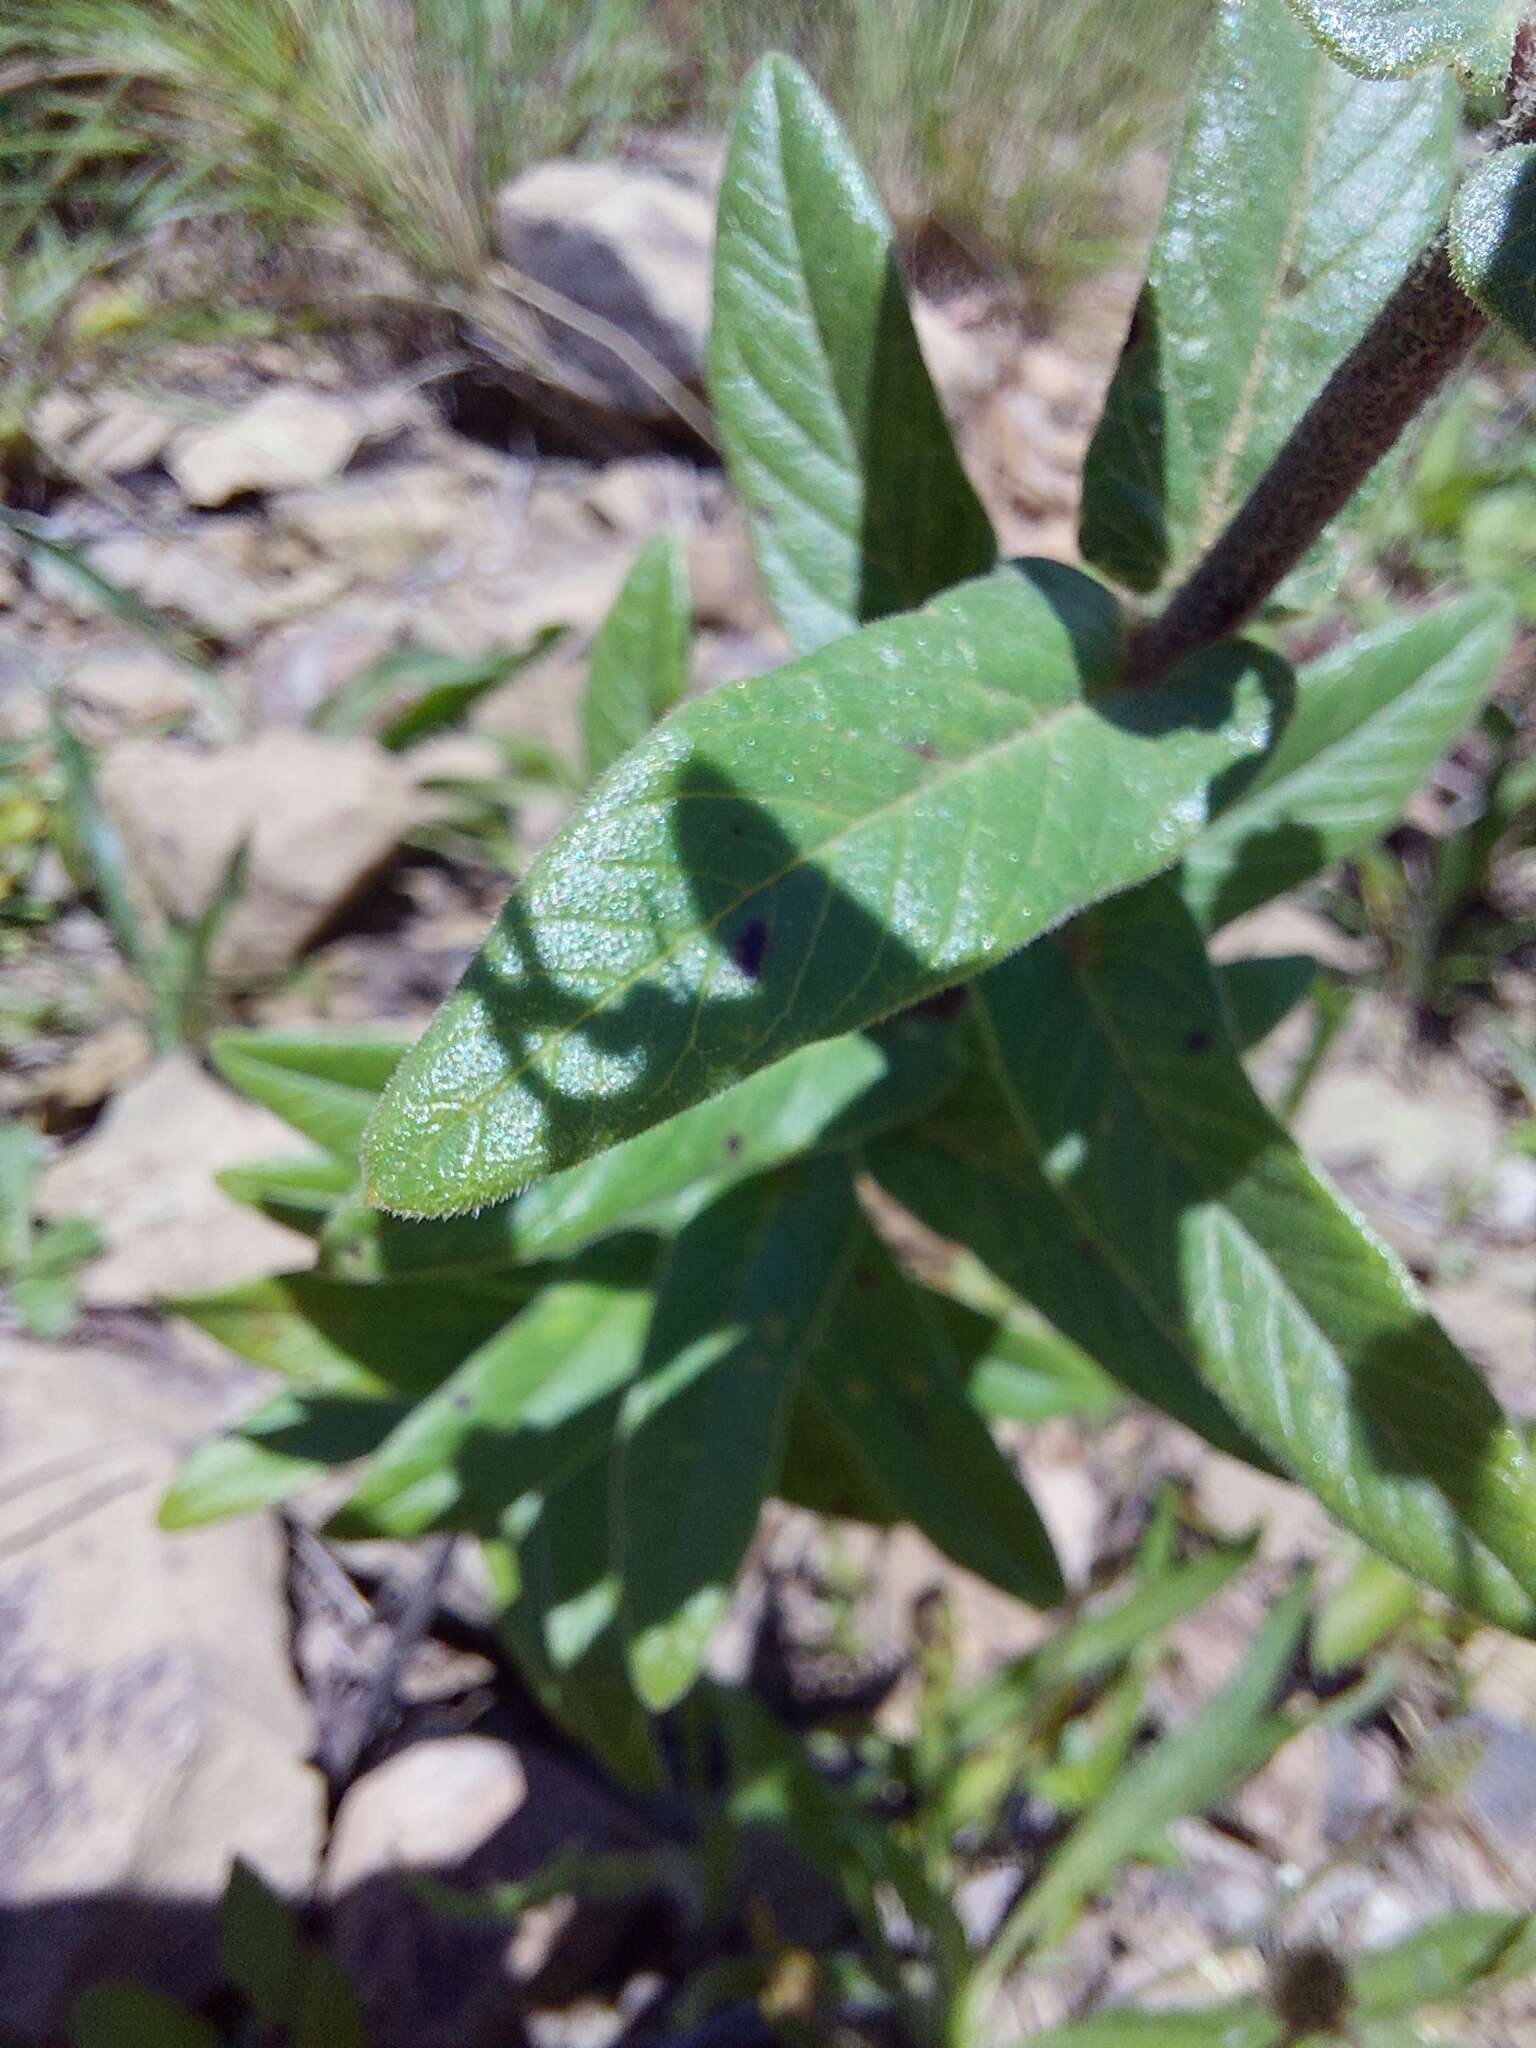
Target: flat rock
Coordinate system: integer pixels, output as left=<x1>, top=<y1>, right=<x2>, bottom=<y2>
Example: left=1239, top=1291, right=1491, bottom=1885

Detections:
left=0, top=1337, right=323, bottom=2036
left=98, top=730, right=416, bottom=977
left=63, top=645, right=200, bottom=733
left=67, top=396, right=180, bottom=479
left=168, top=386, right=396, bottom=507
left=273, top=463, right=477, bottom=577
left=37, top=1052, right=314, bottom=1304
left=493, top=160, right=713, bottom=421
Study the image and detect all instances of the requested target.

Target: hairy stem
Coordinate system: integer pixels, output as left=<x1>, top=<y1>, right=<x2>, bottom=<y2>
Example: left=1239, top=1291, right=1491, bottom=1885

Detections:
left=1130, top=21, right=1536, bottom=684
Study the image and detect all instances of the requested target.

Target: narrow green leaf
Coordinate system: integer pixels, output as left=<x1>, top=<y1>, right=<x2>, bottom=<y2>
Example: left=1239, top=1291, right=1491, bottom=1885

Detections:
left=211, top=1031, right=410, bottom=1159
left=220, top=1859, right=301, bottom=2029
left=330, top=1254, right=655, bottom=1538
left=951, top=1303, right=1120, bottom=1426
left=1352, top=1910, right=1535, bottom=2013
left=1081, top=0, right=1456, bottom=593
left=217, top=1153, right=359, bottom=1236
left=160, top=1390, right=409, bottom=1528
left=365, top=562, right=1289, bottom=1217
left=311, top=632, right=560, bottom=748
left=710, top=54, right=995, bottom=651
left=1311, top=1551, right=1421, bottom=1673
left=1183, top=594, right=1514, bottom=928
left=968, top=881, right=1536, bottom=1634
left=950, top=1538, right=1259, bottom=1755
left=1286, top=0, right=1520, bottom=87
left=0, top=1121, right=40, bottom=1272
left=618, top=1158, right=860, bottom=1709
left=71, top=1986, right=219, bottom=2048
left=329, top=1015, right=957, bottom=1278
left=169, top=1271, right=532, bottom=1395
left=1451, top=145, right=1536, bottom=355
left=1217, top=954, right=1318, bottom=1053
left=803, top=1227, right=1065, bottom=1606
left=499, top=1469, right=666, bottom=1789
left=971, top=1576, right=1310, bottom=2010
left=868, top=1091, right=1274, bottom=1469
left=583, top=534, right=692, bottom=780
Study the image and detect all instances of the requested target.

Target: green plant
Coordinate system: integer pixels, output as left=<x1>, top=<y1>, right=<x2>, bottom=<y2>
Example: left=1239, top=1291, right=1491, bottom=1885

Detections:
left=0, top=1118, right=100, bottom=1334
left=170, top=2, right=1536, bottom=2036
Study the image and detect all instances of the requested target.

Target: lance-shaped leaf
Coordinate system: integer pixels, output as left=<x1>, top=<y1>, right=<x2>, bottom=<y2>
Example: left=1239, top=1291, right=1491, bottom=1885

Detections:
left=218, top=1153, right=359, bottom=1238
left=710, top=55, right=995, bottom=651
left=1352, top=1911, right=1536, bottom=2013
left=329, top=1013, right=959, bottom=1279
left=1183, top=593, right=1513, bottom=928
left=168, top=1271, right=533, bottom=1395
left=500, top=1468, right=666, bottom=1789
left=801, top=1228, right=1065, bottom=1605
left=618, top=1158, right=860, bottom=1709
left=1286, top=0, right=1521, bottom=88
left=1217, top=953, right=1319, bottom=1052
left=329, top=1249, right=656, bottom=1538
left=867, top=1084, right=1273, bottom=1468
left=967, top=881, right=1536, bottom=1634
left=365, top=562, right=1288, bottom=1217
left=967, top=1577, right=1310, bottom=2019
left=1081, top=0, right=1456, bottom=593
left=161, top=1389, right=410, bottom=1528
left=583, top=533, right=692, bottom=780
left=1451, top=145, right=1536, bottom=356
left=211, top=1032, right=410, bottom=1159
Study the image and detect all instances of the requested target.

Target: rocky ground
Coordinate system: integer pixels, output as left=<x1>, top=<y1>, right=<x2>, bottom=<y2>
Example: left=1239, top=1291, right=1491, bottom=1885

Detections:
left=2, top=148, right=1535, bottom=2048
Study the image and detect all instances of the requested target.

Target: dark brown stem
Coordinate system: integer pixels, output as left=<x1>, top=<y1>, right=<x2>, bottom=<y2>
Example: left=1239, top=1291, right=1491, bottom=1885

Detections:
left=1129, top=20, right=1536, bottom=685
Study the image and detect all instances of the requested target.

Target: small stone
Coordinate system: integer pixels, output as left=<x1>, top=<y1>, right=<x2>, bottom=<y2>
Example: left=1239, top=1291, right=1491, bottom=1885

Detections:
left=493, top=160, right=714, bottom=420
left=273, top=463, right=475, bottom=576
left=97, top=730, right=417, bottom=977
left=1484, top=1154, right=1536, bottom=1240
left=69, top=396, right=179, bottom=477
left=65, top=646, right=199, bottom=730
left=37, top=1052, right=313, bottom=1304
left=168, top=386, right=373, bottom=507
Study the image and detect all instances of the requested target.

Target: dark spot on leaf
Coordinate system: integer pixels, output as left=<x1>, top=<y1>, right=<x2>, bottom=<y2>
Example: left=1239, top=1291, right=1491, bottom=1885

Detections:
left=451, top=1393, right=472, bottom=1413
left=1183, top=1028, right=1211, bottom=1055
left=1281, top=263, right=1308, bottom=298
left=1076, top=1239, right=1097, bottom=1263
left=724, top=1132, right=743, bottom=1156
left=907, top=738, right=940, bottom=761
left=730, top=918, right=770, bottom=980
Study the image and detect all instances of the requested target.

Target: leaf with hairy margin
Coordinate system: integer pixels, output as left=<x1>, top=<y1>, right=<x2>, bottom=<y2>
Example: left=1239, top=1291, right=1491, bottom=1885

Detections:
left=1286, top=0, right=1521, bottom=88
left=710, top=55, right=994, bottom=651
left=330, top=1012, right=958, bottom=1279
left=365, top=562, right=1288, bottom=1217
left=1081, top=0, right=1456, bottom=593
left=1451, top=146, right=1536, bottom=355
left=966, top=880, right=1536, bottom=1634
